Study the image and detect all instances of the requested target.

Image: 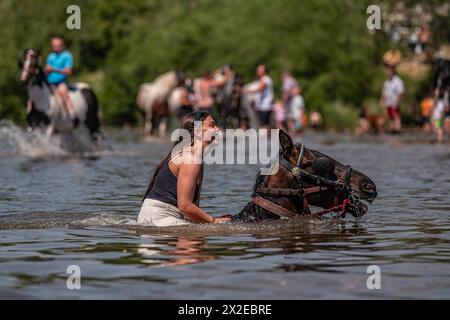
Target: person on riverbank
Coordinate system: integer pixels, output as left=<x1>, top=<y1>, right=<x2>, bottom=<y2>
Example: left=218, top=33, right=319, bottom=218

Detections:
left=380, top=66, right=404, bottom=134
left=445, top=102, right=450, bottom=137
left=431, top=91, right=447, bottom=143
left=310, top=111, right=323, bottom=129
left=272, top=100, right=286, bottom=130
left=356, top=107, right=370, bottom=135
left=138, top=111, right=231, bottom=227
left=244, top=64, right=274, bottom=131
left=420, top=93, right=434, bottom=132
left=282, top=70, right=300, bottom=110
left=286, top=86, right=305, bottom=136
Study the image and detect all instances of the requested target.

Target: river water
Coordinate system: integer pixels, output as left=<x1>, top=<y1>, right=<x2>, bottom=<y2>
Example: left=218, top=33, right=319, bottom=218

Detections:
left=0, top=121, right=449, bottom=299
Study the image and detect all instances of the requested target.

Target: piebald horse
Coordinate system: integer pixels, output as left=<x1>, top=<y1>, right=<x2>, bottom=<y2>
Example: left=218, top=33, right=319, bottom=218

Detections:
left=146, top=67, right=245, bottom=132
left=137, top=70, right=185, bottom=136
left=19, top=49, right=101, bottom=140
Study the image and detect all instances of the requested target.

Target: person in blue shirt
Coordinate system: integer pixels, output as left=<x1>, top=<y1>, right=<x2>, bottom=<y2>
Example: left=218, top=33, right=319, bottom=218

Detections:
left=44, top=36, right=78, bottom=125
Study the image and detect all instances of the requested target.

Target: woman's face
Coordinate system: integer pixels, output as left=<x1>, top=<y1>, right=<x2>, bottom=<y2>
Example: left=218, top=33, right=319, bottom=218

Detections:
left=201, top=115, right=219, bottom=147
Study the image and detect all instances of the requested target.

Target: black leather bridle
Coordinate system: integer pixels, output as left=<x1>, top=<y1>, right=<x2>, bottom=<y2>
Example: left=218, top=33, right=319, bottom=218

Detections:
left=251, top=144, right=359, bottom=219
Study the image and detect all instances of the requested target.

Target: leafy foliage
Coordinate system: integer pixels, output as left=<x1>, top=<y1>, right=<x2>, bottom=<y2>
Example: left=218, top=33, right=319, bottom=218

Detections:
left=0, top=0, right=444, bottom=127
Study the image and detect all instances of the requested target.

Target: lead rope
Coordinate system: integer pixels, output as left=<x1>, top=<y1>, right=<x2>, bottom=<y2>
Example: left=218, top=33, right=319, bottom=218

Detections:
left=310, top=199, right=350, bottom=219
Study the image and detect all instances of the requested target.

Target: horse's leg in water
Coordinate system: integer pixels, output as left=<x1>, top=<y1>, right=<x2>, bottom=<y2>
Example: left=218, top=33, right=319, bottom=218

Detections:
left=27, top=103, right=50, bottom=129
left=152, top=101, right=168, bottom=137
left=46, top=125, right=54, bottom=136
left=158, top=117, right=167, bottom=137
left=81, top=88, right=101, bottom=141
left=144, top=111, right=153, bottom=135
left=150, top=114, right=166, bottom=137
left=46, top=102, right=57, bottom=136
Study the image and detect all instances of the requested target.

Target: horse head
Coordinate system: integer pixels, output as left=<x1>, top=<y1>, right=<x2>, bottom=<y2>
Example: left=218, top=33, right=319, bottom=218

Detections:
left=234, top=130, right=377, bottom=222
left=278, top=130, right=377, bottom=217
left=19, top=49, right=45, bottom=86
left=19, top=49, right=40, bottom=84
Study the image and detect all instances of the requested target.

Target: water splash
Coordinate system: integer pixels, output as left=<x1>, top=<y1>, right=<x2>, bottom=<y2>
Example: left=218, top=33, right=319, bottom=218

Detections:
left=0, top=210, right=347, bottom=236
left=0, top=120, right=103, bottom=158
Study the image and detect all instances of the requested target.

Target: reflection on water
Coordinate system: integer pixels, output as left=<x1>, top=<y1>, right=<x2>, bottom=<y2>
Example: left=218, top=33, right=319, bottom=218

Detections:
left=137, top=236, right=216, bottom=267
left=0, top=125, right=450, bottom=299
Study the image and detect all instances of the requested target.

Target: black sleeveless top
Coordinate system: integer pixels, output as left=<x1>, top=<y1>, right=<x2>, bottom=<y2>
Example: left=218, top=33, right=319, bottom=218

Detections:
left=146, top=159, right=201, bottom=207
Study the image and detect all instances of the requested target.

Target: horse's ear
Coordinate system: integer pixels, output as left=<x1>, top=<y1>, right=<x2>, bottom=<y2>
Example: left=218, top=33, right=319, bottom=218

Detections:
left=279, top=129, right=294, bottom=156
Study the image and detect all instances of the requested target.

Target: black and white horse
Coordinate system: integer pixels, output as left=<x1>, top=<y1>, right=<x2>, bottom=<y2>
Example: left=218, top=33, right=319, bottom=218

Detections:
left=433, top=47, right=450, bottom=101
left=19, top=49, right=101, bottom=140
left=137, top=70, right=186, bottom=136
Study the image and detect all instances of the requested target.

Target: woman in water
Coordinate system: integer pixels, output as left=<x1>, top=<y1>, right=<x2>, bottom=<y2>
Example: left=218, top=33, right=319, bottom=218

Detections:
left=138, top=111, right=231, bottom=226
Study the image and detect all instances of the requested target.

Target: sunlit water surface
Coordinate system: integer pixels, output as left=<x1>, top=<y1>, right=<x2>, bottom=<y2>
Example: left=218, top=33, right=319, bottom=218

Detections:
left=0, top=122, right=449, bottom=299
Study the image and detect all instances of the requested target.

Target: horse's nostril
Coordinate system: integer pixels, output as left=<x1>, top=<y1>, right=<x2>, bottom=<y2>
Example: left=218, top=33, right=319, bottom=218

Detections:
left=362, top=183, right=375, bottom=193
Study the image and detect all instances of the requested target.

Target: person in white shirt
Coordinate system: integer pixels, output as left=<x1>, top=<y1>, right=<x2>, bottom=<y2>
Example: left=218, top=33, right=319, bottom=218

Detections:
left=287, top=86, right=305, bottom=136
left=282, top=71, right=300, bottom=109
left=380, top=66, right=404, bottom=133
left=244, top=64, right=273, bottom=130
left=431, top=92, right=447, bottom=143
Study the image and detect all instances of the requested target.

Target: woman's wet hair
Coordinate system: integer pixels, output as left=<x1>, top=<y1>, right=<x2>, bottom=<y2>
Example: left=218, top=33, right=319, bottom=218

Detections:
left=142, top=111, right=211, bottom=201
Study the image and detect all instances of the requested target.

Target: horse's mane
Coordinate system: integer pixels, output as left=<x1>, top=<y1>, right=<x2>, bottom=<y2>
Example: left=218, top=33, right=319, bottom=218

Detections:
left=32, top=65, right=48, bottom=89
left=252, top=170, right=265, bottom=193
left=152, top=71, right=177, bottom=86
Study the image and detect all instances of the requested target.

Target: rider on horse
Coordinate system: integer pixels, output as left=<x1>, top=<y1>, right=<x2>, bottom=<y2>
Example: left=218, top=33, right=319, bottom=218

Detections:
left=44, top=35, right=79, bottom=127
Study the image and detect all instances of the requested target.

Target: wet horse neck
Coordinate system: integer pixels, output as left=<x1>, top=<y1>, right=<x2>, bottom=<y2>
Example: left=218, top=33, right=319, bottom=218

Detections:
left=28, top=82, right=53, bottom=114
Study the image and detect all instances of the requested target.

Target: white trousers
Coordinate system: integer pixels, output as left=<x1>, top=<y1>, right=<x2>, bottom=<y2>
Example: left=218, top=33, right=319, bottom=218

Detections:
left=138, top=198, right=189, bottom=227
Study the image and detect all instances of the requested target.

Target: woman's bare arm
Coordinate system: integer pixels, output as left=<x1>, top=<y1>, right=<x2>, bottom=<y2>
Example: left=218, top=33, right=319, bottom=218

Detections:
left=177, top=160, right=215, bottom=223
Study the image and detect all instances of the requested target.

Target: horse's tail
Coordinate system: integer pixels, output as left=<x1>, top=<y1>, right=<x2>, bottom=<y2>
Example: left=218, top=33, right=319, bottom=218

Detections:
left=81, top=88, right=101, bottom=139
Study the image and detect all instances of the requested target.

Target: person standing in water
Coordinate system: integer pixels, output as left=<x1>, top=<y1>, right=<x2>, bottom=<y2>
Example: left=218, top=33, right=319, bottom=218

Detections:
left=420, top=91, right=434, bottom=132
left=286, top=86, right=305, bottom=136
left=138, top=111, right=231, bottom=227
left=195, top=71, right=216, bottom=115
left=177, top=84, right=196, bottom=122
left=281, top=70, right=300, bottom=110
left=244, top=64, right=274, bottom=130
left=431, top=91, right=447, bottom=143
